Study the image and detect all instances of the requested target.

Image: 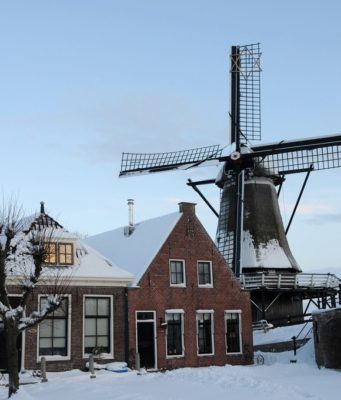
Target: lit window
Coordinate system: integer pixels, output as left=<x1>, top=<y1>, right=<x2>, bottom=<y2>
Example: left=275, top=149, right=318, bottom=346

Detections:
left=225, top=311, right=242, bottom=353
left=84, top=297, right=111, bottom=355
left=169, top=260, right=185, bottom=286
left=166, top=312, right=184, bottom=357
left=44, top=243, right=57, bottom=265
left=39, top=297, right=69, bottom=357
left=197, top=311, right=214, bottom=355
left=197, top=261, right=212, bottom=286
left=58, top=243, right=73, bottom=265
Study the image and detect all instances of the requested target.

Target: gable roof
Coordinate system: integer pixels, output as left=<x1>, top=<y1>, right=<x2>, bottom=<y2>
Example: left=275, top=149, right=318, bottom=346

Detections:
left=85, top=211, right=182, bottom=286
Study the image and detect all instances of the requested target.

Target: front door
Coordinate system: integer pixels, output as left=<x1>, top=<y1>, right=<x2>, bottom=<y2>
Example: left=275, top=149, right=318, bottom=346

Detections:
left=136, top=312, right=156, bottom=369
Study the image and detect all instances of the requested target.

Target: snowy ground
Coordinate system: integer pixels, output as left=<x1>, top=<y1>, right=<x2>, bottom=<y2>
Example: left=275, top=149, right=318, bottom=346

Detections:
left=1, top=339, right=340, bottom=400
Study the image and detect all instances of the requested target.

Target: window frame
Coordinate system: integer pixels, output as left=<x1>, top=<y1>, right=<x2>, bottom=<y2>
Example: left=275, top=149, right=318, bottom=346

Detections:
left=165, top=310, right=184, bottom=359
left=83, top=295, right=114, bottom=360
left=37, top=294, right=71, bottom=362
left=44, top=242, right=57, bottom=265
left=196, top=310, right=214, bottom=356
left=169, top=259, right=186, bottom=287
left=197, top=260, right=213, bottom=287
left=225, top=310, right=242, bottom=355
left=58, top=243, right=74, bottom=265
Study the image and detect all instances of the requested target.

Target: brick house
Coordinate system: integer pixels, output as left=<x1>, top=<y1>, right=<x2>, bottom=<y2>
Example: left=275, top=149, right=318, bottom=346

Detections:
left=86, top=202, right=253, bottom=370
left=2, top=203, right=133, bottom=372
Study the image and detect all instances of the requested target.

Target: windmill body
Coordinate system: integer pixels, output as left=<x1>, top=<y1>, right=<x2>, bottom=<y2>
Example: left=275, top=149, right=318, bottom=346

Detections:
left=119, top=44, right=341, bottom=324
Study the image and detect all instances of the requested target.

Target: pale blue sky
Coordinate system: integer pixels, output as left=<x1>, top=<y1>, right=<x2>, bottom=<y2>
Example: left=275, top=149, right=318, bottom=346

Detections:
left=1, top=0, right=340, bottom=272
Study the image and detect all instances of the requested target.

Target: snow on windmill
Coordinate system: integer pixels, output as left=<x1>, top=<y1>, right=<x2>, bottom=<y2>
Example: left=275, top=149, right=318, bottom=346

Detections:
left=119, top=43, right=341, bottom=324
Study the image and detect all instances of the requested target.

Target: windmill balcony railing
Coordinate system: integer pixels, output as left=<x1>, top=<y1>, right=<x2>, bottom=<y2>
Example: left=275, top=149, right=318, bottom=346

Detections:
left=240, top=272, right=340, bottom=290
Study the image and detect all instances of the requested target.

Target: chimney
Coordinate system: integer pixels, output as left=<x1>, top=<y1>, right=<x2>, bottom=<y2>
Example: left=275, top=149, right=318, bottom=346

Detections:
left=128, top=199, right=134, bottom=226
left=124, top=199, right=135, bottom=237
left=178, top=202, right=196, bottom=214
left=40, top=201, right=45, bottom=214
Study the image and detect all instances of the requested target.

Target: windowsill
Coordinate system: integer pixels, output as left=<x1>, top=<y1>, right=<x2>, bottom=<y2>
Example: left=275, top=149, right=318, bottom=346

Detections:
left=37, top=355, right=71, bottom=362
left=83, top=353, right=114, bottom=360
left=197, top=353, right=214, bottom=357
left=198, top=284, right=213, bottom=288
left=166, top=354, right=184, bottom=359
left=226, top=352, right=243, bottom=355
left=170, top=284, right=186, bottom=288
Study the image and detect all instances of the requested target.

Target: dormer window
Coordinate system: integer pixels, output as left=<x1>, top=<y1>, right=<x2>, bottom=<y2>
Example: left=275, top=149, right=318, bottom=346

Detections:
left=44, top=242, right=74, bottom=266
left=58, top=243, right=73, bottom=265
left=45, top=243, right=57, bottom=264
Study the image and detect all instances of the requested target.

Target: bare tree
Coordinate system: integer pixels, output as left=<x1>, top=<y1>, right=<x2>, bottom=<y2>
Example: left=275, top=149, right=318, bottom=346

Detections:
left=0, top=202, right=70, bottom=397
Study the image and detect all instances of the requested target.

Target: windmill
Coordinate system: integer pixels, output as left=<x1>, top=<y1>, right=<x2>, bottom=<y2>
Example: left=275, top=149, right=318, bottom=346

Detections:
left=119, top=43, right=341, bottom=323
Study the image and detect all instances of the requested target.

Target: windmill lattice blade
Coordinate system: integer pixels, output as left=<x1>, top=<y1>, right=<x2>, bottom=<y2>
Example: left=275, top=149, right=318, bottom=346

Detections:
left=250, top=134, right=341, bottom=174
left=119, top=145, right=223, bottom=177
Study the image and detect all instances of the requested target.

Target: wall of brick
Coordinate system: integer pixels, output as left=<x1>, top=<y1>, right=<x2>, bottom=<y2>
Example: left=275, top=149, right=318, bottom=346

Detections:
left=128, top=203, right=253, bottom=370
left=7, top=285, right=128, bottom=372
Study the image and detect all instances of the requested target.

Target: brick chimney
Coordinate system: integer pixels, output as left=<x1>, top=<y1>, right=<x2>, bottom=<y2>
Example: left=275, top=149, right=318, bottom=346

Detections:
left=178, top=202, right=196, bottom=214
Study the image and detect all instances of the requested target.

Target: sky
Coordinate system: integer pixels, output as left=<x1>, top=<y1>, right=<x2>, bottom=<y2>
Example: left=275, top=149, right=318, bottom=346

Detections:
left=1, top=0, right=341, bottom=273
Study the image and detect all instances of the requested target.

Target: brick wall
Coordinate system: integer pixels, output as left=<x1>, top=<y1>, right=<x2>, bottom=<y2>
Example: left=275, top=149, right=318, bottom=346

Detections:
left=7, top=285, right=128, bottom=372
left=128, top=204, right=253, bottom=370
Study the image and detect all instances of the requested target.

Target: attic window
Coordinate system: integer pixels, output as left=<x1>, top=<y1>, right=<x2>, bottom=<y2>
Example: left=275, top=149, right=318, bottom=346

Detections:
left=44, top=243, right=74, bottom=266
left=58, top=243, right=73, bottom=265
left=45, top=243, right=57, bottom=264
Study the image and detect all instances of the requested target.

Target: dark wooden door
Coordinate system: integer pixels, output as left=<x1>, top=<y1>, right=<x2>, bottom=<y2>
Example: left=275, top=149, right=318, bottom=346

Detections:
left=137, top=321, right=155, bottom=369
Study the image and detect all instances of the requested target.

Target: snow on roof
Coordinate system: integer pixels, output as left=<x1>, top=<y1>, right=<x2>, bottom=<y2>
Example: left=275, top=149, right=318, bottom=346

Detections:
left=72, top=240, right=133, bottom=283
left=85, top=211, right=182, bottom=286
left=6, top=209, right=133, bottom=285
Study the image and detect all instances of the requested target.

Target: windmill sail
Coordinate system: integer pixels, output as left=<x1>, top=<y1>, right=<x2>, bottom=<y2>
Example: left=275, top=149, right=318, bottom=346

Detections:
left=119, top=145, right=223, bottom=177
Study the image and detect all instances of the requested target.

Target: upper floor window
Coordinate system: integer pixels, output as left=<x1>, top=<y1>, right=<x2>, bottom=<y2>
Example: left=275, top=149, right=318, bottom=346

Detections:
left=197, top=261, right=213, bottom=287
left=58, top=243, right=73, bottom=265
left=44, top=242, right=74, bottom=266
left=39, top=297, right=70, bottom=358
left=225, top=311, right=242, bottom=354
left=45, top=243, right=57, bottom=264
left=196, top=311, right=214, bottom=355
left=166, top=311, right=184, bottom=357
left=169, top=260, right=186, bottom=287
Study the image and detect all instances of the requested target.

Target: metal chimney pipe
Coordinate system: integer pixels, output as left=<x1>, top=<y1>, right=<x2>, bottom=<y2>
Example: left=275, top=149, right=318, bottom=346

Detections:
left=127, top=199, right=134, bottom=226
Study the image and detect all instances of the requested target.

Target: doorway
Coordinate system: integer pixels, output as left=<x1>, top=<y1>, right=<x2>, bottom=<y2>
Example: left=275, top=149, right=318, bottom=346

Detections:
left=136, top=311, right=156, bottom=369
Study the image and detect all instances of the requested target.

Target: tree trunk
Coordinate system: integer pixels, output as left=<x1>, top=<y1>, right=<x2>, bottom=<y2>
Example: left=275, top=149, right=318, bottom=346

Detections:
left=5, top=319, right=19, bottom=398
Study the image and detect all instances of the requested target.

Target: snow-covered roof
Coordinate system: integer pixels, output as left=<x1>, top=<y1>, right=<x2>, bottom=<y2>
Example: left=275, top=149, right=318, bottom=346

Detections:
left=5, top=206, right=133, bottom=286
left=85, top=211, right=182, bottom=286
left=70, top=240, right=133, bottom=285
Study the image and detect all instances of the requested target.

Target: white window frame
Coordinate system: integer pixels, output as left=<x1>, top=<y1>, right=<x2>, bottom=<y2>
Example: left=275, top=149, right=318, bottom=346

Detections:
left=165, top=309, right=184, bottom=359
left=197, top=260, right=213, bottom=288
left=169, top=259, right=186, bottom=287
left=196, top=310, right=214, bottom=356
left=224, top=310, right=242, bottom=355
left=83, top=295, right=114, bottom=360
left=37, top=294, right=72, bottom=362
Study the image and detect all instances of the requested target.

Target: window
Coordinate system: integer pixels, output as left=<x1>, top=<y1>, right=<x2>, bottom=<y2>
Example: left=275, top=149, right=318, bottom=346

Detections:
left=39, top=297, right=69, bottom=357
left=84, top=297, right=112, bottom=355
left=169, top=260, right=185, bottom=286
left=197, top=261, right=212, bottom=286
left=44, top=243, right=57, bottom=264
left=225, top=311, right=242, bottom=354
left=43, top=242, right=74, bottom=265
left=166, top=312, right=184, bottom=357
left=58, top=243, right=73, bottom=265
left=196, top=311, right=214, bottom=355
